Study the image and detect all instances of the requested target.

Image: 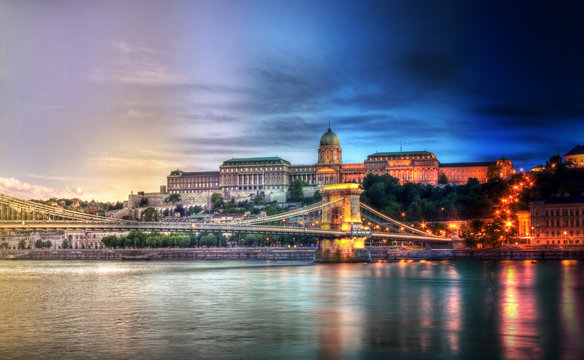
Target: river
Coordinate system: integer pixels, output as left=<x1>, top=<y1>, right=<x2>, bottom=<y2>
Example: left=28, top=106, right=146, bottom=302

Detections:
left=0, top=260, right=582, bottom=359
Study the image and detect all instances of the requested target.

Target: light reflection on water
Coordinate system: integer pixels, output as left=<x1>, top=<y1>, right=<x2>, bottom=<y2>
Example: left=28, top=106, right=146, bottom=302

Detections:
left=0, top=260, right=583, bottom=360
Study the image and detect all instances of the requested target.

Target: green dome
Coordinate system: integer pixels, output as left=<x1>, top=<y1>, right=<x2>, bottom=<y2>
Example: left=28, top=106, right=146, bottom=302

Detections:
left=320, top=128, right=340, bottom=146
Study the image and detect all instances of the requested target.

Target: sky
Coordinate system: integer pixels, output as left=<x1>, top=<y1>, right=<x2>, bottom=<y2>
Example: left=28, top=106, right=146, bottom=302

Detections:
left=1, top=0, right=583, bottom=201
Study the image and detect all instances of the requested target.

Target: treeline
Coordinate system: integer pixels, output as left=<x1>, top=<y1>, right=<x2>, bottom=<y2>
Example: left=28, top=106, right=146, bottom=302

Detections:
left=100, top=231, right=318, bottom=248
left=361, top=174, right=508, bottom=222
left=519, top=165, right=584, bottom=208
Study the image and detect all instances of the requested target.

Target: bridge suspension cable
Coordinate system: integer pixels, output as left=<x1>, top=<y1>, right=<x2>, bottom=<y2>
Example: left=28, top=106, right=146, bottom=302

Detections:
left=360, top=202, right=444, bottom=239
left=229, top=199, right=343, bottom=225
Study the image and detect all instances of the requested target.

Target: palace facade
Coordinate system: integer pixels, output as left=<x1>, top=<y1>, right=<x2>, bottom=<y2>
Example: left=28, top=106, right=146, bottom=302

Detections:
left=161, top=127, right=515, bottom=202
left=529, top=195, right=584, bottom=246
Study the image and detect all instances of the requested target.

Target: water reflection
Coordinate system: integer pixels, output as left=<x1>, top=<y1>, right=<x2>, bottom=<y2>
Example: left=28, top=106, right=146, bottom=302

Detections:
left=561, top=261, right=584, bottom=359
left=498, top=261, right=544, bottom=359
left=0, top=260, right=582, bottom=360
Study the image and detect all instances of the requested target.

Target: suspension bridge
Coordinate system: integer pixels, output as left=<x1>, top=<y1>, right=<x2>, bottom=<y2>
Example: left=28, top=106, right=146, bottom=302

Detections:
left=1, top=184, right=450, bottom=261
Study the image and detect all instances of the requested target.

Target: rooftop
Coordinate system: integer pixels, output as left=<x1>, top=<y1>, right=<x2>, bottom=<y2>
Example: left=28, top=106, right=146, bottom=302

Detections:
left=368, top=151, right=434, bottom=158
left=169, top=170, right=220, bottom=177
left=531, top=194, right=584, bottom=205
left=440, top=161, right=494, bottom=168
left=222, top=156, right=291, bottom=166
left=565, top=145, right=584, bottom=156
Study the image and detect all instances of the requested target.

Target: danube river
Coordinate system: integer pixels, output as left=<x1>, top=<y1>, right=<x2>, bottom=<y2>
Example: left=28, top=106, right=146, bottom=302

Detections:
left=1, top=260, right=583, bottom=360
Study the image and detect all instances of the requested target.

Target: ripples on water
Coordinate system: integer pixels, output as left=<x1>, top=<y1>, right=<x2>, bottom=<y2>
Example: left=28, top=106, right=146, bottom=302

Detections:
left=0, top=260, right=583, bottom=360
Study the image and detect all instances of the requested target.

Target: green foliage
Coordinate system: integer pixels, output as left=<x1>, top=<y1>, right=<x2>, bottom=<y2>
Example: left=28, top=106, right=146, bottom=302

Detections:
left=0, top=242, right=9, bottom=249
left=138, top=197, right=149, bottom=207
left=165, top=193, right=182, bottom=204
left=438, top=173, right=448, bottom=184
left=101, top=232, right=193, bottom=248
left=201, top=233, right=217, bottom=247
left=140, top=207, right=158, bottom=222
left=252, top=193, right=266, bottom=205
left=224, top=199, right=253, bottom=214
left=311, top=190, right=322, bottom=203
left=34, top=239, right=52, bottom=249
left=243, top=234, right=259, bottom=246
left=101, top=235, right=120, bottom=248
left=264, top=204, right=288, bottom=216
left=17, top=239, right=27, bottom=249
left=519, top=167, right=584, bottom=209
left=288, top=180, right=306, bottom=201
left=187, top=205, right=203, bottom=216
left=211, top=193, right=224, bottom=210
left=361, top=173, right=498, bottom=221
left=61, top=238, right=72, bottom=249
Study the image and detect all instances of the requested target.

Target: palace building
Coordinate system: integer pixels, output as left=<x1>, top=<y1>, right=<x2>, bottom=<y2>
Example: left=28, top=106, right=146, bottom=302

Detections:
left=161, top=127, right=515, bottom=203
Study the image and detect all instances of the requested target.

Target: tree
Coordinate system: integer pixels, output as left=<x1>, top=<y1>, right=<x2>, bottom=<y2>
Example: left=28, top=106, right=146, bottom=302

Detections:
left=139, top=197, right=149, bottom=207
left=174, top=204, right=186, bottom=217
left=211, top=193, right=224, bottom=210
left=288, top=180, right=305, bottom=201
left=201, top=233, right=217, bottom=247
left=17, top=239, right=27, bottom=249
left=140, top=207, right=158, bottom=222
left=438, top=173, right=448, bottom=184
left=165, top=193, right=181, bottom=204
left=545, top=154, right=565, bottom=172
left=487, top=163, right=502, bottom=181
left=34, top=239, right=51, bottom=249
left=101, top=235, right=119, bottom=248
left=243, top=234, right=258, bottom=247
left=187, top=205, right=203, bottom=216
left=126, top=231, right=147, bottom=248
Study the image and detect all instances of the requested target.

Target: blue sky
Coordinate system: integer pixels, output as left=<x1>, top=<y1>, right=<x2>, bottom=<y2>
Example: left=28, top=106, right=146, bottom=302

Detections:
left=1, top=0, right=583, bottom=201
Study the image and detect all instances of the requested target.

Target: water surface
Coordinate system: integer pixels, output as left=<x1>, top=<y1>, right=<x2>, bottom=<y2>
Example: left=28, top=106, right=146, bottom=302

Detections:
left=0, top=260, right=582, bottom=359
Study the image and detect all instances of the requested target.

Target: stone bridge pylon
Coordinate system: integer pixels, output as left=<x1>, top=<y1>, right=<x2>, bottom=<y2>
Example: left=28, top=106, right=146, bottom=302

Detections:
left=316, top=183, right=371, bottom=262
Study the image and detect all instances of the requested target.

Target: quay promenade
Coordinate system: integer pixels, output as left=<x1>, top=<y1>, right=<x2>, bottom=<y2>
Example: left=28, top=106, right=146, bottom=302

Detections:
left=2, top=247, right=584, bottom=261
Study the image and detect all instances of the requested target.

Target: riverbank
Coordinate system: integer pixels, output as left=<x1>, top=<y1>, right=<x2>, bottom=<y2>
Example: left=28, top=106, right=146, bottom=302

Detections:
left=2, top=247, right=584, bottom=261
left=0, top=248, right=317, bottom=261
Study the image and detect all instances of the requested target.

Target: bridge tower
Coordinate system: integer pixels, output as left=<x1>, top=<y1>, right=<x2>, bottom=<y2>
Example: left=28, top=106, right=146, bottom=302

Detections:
left=317, top=183, right=370, bottom=262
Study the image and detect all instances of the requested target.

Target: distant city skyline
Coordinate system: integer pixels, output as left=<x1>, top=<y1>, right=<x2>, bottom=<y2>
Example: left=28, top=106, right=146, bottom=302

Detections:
left=1, top=0, right=583, bottom=201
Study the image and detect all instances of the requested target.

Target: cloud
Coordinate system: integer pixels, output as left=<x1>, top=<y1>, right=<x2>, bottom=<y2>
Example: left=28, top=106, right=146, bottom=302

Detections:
left=89, top=40, right=185, bottom=86
left=472, top=104, right=584, bottom=123
left=0, top=177, right=85, bottom=200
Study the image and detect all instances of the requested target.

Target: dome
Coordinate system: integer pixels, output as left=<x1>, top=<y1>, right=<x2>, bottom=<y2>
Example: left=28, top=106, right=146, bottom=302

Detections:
left=320, top=128, right=340, bottom=146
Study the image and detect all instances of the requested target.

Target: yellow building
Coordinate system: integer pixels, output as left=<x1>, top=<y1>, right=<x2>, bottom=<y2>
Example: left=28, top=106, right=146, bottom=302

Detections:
left=564, top=145, right=584, bottom=168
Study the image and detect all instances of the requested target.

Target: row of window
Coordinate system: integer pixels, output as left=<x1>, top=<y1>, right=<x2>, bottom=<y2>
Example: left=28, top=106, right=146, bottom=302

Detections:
left=169, top=177, right=217, bottom=183
left=535, top=219, right=584, bottom=227
left=221, top=167, right=284, bottom=173
left=444, top=168, right=486, bottom=174
left=540, top=208, right=584, bottom=217
left=169, top=183, right=219, bottom=189
left=537, top=230, right=582, bottom=237
left=370, top=155, right=435, bottom=161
